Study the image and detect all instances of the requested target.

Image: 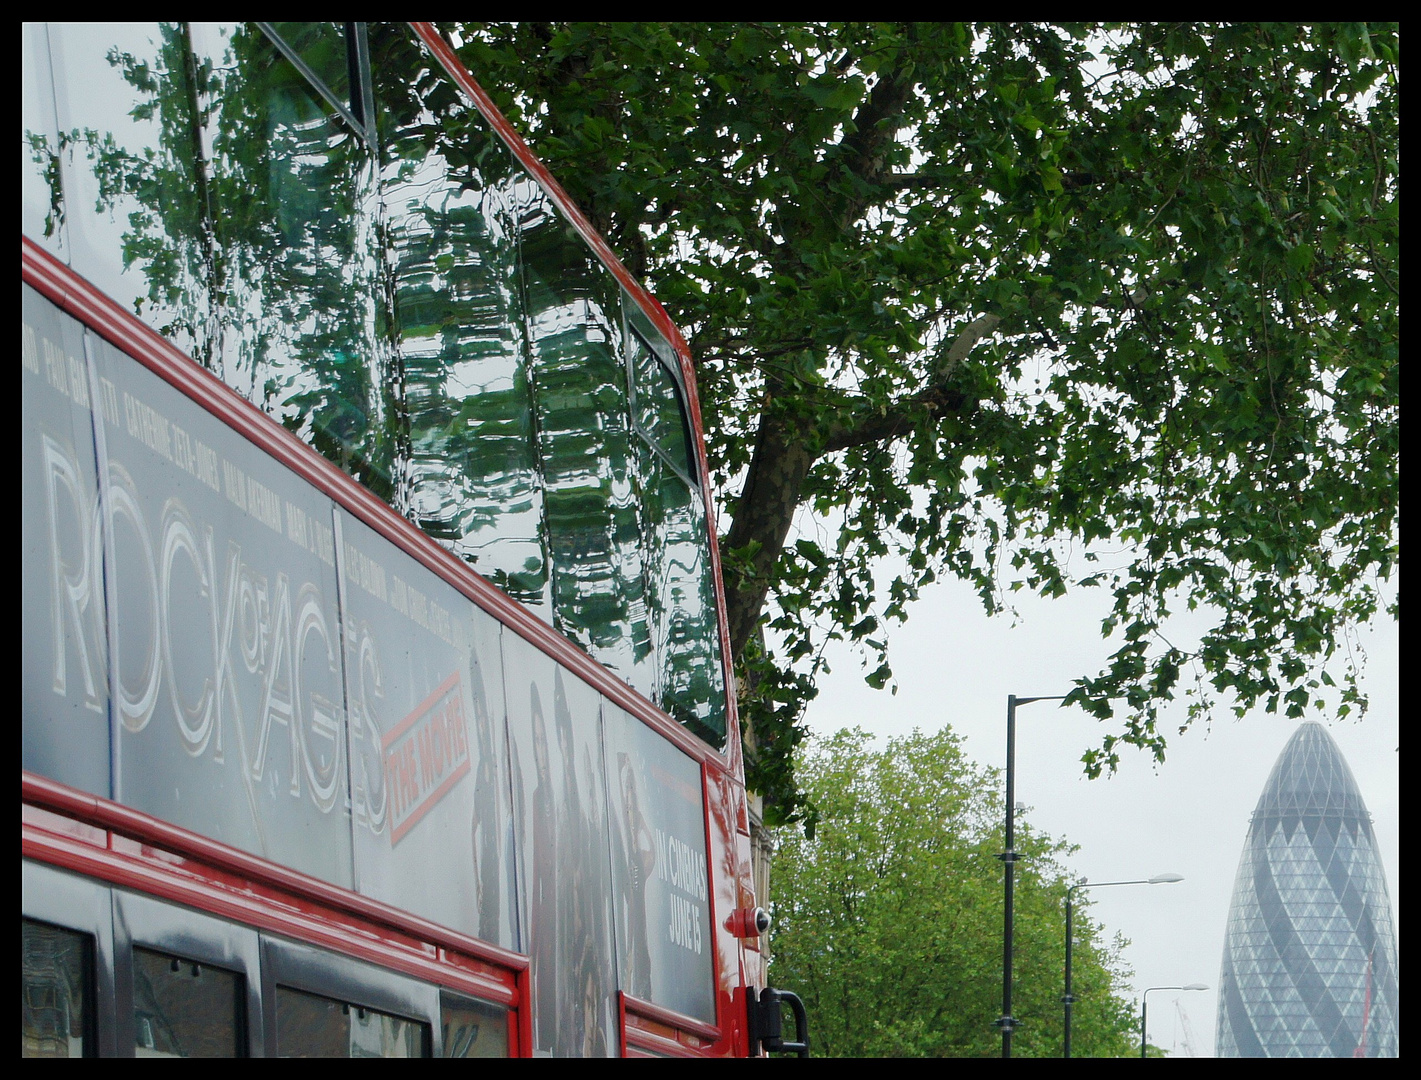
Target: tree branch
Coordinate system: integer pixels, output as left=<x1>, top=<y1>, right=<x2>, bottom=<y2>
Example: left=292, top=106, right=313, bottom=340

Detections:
left=823, top=313, right=1000, bottom=453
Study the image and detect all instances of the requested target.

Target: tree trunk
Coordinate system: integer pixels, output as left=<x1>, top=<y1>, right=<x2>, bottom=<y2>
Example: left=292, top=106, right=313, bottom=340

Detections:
left=722, top=409, right=817, bottom=662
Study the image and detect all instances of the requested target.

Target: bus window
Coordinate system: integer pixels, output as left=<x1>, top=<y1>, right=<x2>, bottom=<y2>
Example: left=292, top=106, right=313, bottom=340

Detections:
left=275, top=986, right=428, bottom=1058
left=21, top=919, right=92, bottom=1058
left=262, top=23, right=376, bottom=143
left=440, top=992, right=509, bottom=1058
left=371, top=20, right=549, bottom=610
left=132, top=948, right=243, bottom=1058
left=22, top=23, right=67, bottom=262
left=628, top=327, right=695, bottom=486
left=46, top=22, right=393, bottom=500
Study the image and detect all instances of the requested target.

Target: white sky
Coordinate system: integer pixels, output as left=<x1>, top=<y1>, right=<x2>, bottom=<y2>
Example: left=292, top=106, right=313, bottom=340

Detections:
left=800, top=570, right=1398, bottom=1058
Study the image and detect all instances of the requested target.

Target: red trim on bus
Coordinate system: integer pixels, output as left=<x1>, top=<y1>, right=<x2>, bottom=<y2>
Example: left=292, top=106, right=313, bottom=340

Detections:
left=626, top=1030, right=704, bottom=1058
left=514, top=967, right=536, bottom=1057
left=621, top=992, right=722, bottom=1043
left=21, top=829, right=519, bottom=1014
left=618, top=990, right=629, bottom=1058
left=620, top=993, right=714, bottom=1058
left=23, top=771, right=524, bottom=988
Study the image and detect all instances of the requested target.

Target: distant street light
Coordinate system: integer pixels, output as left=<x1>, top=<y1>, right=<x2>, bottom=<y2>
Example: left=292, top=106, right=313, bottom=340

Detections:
left=1141, top=985, right=1208, bottom=1058
left=1063, top=874, right=1184, bottom=1058
left=995, top=693, right=1067, bottom=1059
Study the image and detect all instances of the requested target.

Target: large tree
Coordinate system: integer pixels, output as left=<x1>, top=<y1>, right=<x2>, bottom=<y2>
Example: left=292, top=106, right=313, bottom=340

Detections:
left=452, top=23, right=1399, bottom=819
left=769, top=727, right=1141, bottom=1057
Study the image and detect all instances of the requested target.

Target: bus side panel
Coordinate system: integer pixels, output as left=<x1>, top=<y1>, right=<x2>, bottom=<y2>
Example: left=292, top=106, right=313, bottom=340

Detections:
left=23, top=285, right=112, bottom=799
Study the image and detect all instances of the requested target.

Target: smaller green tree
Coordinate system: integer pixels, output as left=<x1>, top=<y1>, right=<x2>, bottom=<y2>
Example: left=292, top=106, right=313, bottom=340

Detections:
left=769, top=728, right=1138, bottom=1057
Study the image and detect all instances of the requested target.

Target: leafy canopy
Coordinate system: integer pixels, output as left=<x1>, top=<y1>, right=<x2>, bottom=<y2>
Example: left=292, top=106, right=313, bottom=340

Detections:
left=769, top=728, right=1141, bottom=1057
left=452, top=22, right=1399, bottom=820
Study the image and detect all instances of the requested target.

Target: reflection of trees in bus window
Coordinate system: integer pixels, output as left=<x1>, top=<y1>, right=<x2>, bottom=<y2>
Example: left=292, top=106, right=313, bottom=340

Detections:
left=370, top=23, right=549, bottom=610
left=210, top=25, right=392, bottom=500
left=521, top=189, right=651, bottom=697
left=46, top=23, right=219, bottom=369
left=628, top=327, right=694, bottom=483
left=262, top=23, right=351, bottom=117
left=636, top=436, right=725, bottom=747
left=23, top=24, right=68, bottom=261
left=32, top=21, right=728, bottom=748
left=46, top=23, right=395, bottom=502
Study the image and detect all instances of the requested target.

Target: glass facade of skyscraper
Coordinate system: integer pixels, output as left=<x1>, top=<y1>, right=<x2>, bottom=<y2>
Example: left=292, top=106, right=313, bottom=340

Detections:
left=1216, top=722, right=1398, bottom=1057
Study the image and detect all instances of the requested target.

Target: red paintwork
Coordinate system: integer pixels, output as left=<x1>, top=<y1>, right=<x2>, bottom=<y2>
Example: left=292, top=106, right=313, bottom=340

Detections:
left=21, top=19, right=762, bottom=1056
left=622, top=992, right=721, bottom=1043
left=23, top=772, right=522, bottom=977
left=23, top=775, right=519, bottom=1010
left=621, top=992, right=716, bottom=1057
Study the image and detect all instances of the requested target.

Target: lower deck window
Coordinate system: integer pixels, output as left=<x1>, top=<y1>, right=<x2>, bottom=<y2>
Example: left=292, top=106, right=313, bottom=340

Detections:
left=275, top=986, right=429, bottom=1058
left=21, top=919, right=91, bottom=1058
left=133, top=947, right=243, bottom=1058
left=441, top=992, right=509, bottom=1058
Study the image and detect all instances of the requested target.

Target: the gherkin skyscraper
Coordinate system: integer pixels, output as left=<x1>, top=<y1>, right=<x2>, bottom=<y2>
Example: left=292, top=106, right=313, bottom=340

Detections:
left=1216, top=722, right=1398, bottom=1057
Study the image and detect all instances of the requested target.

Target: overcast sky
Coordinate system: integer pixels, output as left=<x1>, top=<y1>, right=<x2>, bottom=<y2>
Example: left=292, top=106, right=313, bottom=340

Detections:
left=799, top=568, right=1398, bottom=1058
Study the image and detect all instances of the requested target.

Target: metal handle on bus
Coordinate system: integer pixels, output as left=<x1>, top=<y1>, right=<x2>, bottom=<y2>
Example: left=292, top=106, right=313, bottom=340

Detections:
left=748, top=986, right=810, bottom=1058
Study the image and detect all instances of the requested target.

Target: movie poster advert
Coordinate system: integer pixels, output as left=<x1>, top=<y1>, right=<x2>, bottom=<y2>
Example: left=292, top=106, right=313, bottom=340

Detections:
left=22, top=286, right=112, bottom=798
left=83, top=325, right=355, bottom=889
left=338, top=507, right=516, bottom=949
left=504, top=636, right=617, bottom=1057
left=603, top=701, right=716, bottom=1023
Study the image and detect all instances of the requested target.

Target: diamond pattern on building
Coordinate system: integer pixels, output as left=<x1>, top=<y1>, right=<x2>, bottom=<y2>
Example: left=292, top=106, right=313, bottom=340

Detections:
left=1216, top=722, right=1398, bottom=1056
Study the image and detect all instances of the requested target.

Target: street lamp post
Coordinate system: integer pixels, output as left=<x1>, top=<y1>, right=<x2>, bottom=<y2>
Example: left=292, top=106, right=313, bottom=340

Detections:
left=996, top=693, right=1067, bottom=1059
left=1063, top=874, right=1183, bottom=1058
left=1140, top=985, right=1208, bottom=1058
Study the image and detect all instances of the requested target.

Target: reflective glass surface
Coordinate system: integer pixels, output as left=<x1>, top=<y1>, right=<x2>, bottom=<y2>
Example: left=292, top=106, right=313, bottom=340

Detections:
left=22, top=920, right=91, bottom=1058
left=521, top=191, right=653, bottom=696
left=371, top=24, right=548, bottom=609
left=22, top=23, right=67, bottom=261
left=46, top=22, right=218, bottom=368
left=48, top=22, right=394, bottom=497
left=629, top=326, right=693, bottom=483
left=198, top=24, right=393, bottom=498
left=275, top=986, right=427, bottom=1057
left=638, top=440, right=725, bottom=745
left=28, top=22, right=729, bottom=748
left=133, top=948, right=242, bottom=1057
left=440, top=993, right=508, bottom=1058
left=1217, top=722, right=1399, bottom=1057
left=262, top=23, right=351, bottom=116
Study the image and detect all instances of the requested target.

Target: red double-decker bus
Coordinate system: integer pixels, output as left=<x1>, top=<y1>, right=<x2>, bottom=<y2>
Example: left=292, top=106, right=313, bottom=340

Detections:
left=23, top=22, right=801, bottom=1057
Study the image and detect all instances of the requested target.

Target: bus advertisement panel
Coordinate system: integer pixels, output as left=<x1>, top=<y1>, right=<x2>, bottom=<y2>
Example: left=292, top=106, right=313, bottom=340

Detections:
left=23, top=20, right=781, bottom=1058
